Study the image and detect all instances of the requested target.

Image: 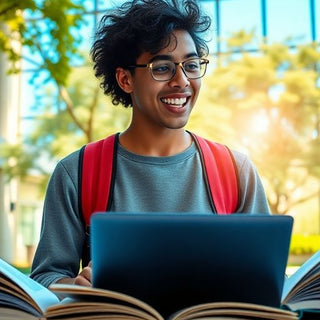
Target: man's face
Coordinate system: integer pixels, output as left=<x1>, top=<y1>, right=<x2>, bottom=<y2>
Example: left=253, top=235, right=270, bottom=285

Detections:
left=127, top=30, right=202, bottom=132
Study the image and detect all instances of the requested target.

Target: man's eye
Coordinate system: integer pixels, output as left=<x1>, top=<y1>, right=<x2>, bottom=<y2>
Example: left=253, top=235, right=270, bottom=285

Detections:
left=184, top=61, right=200, bottom=72
left=152, top=62, right=172, bottom=74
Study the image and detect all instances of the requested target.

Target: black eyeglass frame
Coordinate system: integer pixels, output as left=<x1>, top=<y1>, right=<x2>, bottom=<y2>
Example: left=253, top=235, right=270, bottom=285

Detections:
left=127, top=58, right=209, bottom=81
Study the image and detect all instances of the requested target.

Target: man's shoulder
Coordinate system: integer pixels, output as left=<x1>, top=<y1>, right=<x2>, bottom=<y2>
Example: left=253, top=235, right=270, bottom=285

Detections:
left=228, top=148, right=249, bottom=164
left=195, top=135, right=249, bottom=170
left=60, top=148, right=82, bottom=162
left=194, top=135, right=248, bottom=161
left=57, top=148, right=82, bottom=172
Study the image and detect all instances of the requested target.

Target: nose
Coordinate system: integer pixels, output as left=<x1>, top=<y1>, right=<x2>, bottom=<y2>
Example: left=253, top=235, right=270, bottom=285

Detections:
left=168, top=65, right=190, bottom=88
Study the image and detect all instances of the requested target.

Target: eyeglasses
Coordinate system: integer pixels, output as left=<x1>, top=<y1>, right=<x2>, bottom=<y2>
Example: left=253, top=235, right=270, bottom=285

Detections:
left=128, top=58, right=209, bottom=81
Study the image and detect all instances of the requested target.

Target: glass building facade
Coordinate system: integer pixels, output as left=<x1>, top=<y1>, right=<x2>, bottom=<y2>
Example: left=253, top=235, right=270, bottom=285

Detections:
left=19, top=0, right=320, bottom=124
left=77, top=0, right=320, bottom=54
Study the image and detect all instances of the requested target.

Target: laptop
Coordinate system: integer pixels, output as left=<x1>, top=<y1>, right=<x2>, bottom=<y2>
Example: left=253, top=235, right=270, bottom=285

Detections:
left=90, top=213, right=293, bottom=317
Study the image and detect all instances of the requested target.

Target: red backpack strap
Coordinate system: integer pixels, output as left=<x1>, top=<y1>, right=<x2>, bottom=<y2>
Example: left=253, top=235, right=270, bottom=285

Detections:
left=80, top=134, right=118, bottom=226
left=191, top=133, right=239, bottom=213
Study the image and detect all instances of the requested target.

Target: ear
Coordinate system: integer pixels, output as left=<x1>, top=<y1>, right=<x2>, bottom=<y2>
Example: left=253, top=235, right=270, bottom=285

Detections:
left=116, top=67, right=134, bottom=93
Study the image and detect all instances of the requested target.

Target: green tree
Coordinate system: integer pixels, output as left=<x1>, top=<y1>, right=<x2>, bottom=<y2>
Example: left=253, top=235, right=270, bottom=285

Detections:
left=0, top=62, right=131, bottom=189
left=0, top=0, right=85, bottom=85
left=27, top=63, right=131, bottom=162
left=190, top=31, right=320, bottom=214
left=0, top=0, right=110, bottom=183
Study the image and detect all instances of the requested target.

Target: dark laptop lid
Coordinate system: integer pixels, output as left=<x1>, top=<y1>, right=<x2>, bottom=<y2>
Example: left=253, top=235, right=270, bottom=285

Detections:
left=91, top=213, right=293, bottom=317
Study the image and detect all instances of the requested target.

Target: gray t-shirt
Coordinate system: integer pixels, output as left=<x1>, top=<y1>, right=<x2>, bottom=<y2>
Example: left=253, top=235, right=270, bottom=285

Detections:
left=111, top=143, right=212, bottom=213
left=30, top=141, right=270, bottom=287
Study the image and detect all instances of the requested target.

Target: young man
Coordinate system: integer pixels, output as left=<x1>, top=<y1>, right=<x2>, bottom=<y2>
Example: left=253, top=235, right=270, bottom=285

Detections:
left=30, top=0, right=270, bottom=288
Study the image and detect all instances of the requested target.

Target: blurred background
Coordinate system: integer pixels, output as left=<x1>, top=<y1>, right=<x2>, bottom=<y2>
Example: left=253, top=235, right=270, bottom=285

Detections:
left=0, top=0, right=319, bottom=271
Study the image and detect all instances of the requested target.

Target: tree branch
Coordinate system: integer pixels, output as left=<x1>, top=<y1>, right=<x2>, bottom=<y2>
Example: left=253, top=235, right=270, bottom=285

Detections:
left=0, top=4, right=18, bottom=16
left=58, top=86, right=87, bottom=134
left=86, top=86, right=100, bottom=142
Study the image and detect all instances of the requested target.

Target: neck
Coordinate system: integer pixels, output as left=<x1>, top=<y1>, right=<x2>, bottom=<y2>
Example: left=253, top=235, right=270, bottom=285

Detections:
left=119, top=127, right=192, bottom=156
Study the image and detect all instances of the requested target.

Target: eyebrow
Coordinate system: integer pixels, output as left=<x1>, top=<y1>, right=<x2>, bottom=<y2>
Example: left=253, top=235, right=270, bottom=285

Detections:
left=149, top=52, right=199, bottom=63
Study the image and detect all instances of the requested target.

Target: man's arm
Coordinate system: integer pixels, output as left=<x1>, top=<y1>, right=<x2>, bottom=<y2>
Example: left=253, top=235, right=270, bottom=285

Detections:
left=30, top=151, right=86, bottom=287
left=56, top=261, right=92, bottom=286
left=231, top=150, right=271, bottom=214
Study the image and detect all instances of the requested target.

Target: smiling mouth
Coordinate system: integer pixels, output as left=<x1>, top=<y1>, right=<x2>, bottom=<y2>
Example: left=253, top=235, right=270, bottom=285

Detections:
left=161, top=97, right=188, bottom=108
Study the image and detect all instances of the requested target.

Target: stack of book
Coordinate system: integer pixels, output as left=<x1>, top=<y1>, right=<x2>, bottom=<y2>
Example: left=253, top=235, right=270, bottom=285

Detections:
left=0, top=251, right=319, bottom=320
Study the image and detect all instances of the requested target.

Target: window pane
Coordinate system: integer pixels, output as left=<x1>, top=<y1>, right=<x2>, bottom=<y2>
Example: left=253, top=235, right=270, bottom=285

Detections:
left=102, top=0, right=127, bottom=10
left=267, top=0, right=311, bottom=44
left=220, top=0, right=261, bottom=52
left=315, top=0, right=320, bottom=41
left=200, top=1, right=217, bottom=54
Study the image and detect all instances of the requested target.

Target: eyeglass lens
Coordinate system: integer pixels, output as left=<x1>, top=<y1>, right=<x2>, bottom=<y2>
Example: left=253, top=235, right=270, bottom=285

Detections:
left=150, top=58, right=207, bottom=81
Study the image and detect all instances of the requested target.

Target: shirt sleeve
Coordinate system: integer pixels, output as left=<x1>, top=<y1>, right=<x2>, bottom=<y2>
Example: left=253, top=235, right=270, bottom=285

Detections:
left=30, top=150, right=85, bottom=288
left=231, top=150, right=271, bottom=214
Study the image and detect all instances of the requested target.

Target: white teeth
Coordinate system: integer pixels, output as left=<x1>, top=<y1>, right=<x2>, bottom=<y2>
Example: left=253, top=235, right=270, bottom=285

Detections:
left=162, top=97, right=187, bottom=105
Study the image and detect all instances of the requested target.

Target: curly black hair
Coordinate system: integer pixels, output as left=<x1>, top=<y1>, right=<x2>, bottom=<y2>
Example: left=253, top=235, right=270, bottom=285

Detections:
left=90, top=0, right=211, bottom=108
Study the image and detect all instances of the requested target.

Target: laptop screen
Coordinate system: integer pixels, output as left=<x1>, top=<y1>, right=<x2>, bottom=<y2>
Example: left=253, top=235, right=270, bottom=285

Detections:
left=91, top=213, right=293, bottom=317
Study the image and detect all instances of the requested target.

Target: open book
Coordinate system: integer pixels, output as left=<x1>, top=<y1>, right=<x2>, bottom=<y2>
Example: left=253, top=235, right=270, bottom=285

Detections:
left=282, top=249, right=320, bottom=315
left=0, top=251, right=319, bottom=320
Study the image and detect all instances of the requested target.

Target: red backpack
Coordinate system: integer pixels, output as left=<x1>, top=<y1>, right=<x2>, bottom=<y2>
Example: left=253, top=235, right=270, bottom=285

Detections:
left=80, top=132, right=239, bottom=223
left=79, top=133, right=239, bottom=264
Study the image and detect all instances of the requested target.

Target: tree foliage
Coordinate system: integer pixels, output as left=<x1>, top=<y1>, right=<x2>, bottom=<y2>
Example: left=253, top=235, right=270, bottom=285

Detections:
left=0, top=0, right=86, bottom=85
left=189, top=32, right=320, bottom=214
left=27, top=63, right=131, bottom=161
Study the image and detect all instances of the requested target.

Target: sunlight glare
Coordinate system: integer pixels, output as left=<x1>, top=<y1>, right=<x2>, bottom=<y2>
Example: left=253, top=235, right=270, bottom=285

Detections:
left=250, top=112, right=270, bottom=134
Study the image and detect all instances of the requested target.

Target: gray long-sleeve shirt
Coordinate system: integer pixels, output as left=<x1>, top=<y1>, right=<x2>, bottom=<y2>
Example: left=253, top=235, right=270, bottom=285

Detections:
left=30, top=142, right=270, bottom=287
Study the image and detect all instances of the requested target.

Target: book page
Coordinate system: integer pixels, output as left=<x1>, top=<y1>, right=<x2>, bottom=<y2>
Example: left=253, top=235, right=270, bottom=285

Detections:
left=282, top=250, right=320, bottom=302
left=0, top=258, right=59, bottom=314
left=0, top=290, right=43, bottom=316
left=285, top=299, right=320, bottom=312
left=49, top=284, right=163, bottom=320
left=170, top=302, right=298, bottom=320
left=0, top=307, right=38, bottom=320
left=46, top=299, right=158, bottom=320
